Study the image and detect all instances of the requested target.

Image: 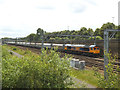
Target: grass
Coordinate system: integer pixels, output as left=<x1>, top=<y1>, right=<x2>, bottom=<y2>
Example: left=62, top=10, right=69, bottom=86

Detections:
left=70, top=68, right=102, bottom=87
left=3, top=45, right=32, bottom=56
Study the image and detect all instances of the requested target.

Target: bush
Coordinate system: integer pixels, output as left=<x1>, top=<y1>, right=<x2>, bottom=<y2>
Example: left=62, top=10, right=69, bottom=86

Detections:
left=96, top=53, right=120, bottom=88
left=88, top=36, right=103, bottom=40
left=96, top=36, right=103, bottom=40
left=2, top=47, right=73, bottom=88
left=13, top=47, right=17, bottom=50
left=88, top=37, right=95, bottom=40
left=2, top=46, right=10, bottom=59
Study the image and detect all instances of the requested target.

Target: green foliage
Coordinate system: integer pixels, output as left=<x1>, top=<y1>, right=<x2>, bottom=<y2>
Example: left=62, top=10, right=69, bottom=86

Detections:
left=88, top=36, right=103, bottom=40
left=13, top=47, right=17, bottom=50
left=115, top=31, right=120, bottom=39
left=100, top=22, right=116, bottom=38
left=96, top=53, right=120, bottom=88
left=37, top=28, right=45, bottom=35
left=70, top=68, right=99, bottom=87
left=16, top=22, right=119, bottom=44
left=78, top=27, right=87, bottom=35
left=94, top=28, right=101, bottom=36
left=2, top=45, right=10, bottom=59
left=10, top=51, right=13, bottom=55
left=87, top=28, right=94, bottom=36
left=96, top=36, right=103, bottom=40
left=2, top=46, right=73, bottom=88
left=88, top=37, right=95, bottom=40
left=26, top=33, right=36, bottom=43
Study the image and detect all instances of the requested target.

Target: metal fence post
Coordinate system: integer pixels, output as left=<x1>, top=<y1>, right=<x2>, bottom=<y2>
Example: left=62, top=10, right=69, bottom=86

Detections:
left=41, top=35, right=44, bottom=50
left=94, top=36, right=96, bottom=45
left=104, top=30, right=109, bottom=79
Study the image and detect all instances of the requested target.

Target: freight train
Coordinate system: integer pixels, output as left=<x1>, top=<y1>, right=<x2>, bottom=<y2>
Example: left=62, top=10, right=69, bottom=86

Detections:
left=64, top=44, right=100, bottom=57
left=6, top=41, right=100, bottom=57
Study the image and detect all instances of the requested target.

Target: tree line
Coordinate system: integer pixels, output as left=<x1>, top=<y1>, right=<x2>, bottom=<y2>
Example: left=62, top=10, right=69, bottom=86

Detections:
left=2, top=22, right=120, bottom=43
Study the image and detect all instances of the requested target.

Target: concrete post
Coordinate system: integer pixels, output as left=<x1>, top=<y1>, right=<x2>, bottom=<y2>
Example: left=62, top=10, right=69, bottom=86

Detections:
left=79, top=61, right=85, bottom=70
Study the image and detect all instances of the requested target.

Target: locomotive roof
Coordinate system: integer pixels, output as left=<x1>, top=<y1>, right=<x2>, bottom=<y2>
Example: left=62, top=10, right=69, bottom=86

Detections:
left=65, top=44, right=97, bottom=48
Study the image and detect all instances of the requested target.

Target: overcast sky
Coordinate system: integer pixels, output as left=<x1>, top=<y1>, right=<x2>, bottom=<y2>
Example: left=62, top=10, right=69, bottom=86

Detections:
left=0, top=0, right=119, bottom=38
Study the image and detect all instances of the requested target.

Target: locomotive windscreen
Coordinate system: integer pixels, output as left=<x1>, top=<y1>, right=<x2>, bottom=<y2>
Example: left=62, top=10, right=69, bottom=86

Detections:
left=80, top=48, right=89, bottom=51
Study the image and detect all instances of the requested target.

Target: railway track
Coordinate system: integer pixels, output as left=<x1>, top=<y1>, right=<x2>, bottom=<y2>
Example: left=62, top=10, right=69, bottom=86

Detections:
left=7, top=44, right=120, bottom=72
left=59, top=52, right=104, bottom=70
left=72, top=54, right=119, bottom=70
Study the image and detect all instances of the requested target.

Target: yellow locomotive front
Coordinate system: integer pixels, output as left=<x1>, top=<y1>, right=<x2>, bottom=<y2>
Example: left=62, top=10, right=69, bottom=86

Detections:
left=64, top=44, right=100, bottom=57
left=89, top=45, right=100, bottom=56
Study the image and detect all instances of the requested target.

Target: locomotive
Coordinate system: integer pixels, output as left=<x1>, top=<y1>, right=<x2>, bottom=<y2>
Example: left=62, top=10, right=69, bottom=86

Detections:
left=64, top=44, right=100, bottom=57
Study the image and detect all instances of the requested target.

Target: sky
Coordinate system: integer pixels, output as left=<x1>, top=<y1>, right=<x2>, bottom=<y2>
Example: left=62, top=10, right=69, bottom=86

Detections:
left=0, top=0, right=119, bottom=38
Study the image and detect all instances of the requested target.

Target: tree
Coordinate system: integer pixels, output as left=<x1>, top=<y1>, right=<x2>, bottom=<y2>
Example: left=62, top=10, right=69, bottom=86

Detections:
left=36, top=28, right=46, bottom=42
left=115, top=25, right=120, bottom=39
left=33, top=34, right=39, bottom=44
left=78, top=27, right=87, bottom=35
left=100, top=22, right=115, bottom=38
left=37, top=28, right=44, bottom=35
left=26, top=33, right=36, bottom=44
left=87, top=28, right=94, bottom=36
left=94, top=28, right=101, bottom=36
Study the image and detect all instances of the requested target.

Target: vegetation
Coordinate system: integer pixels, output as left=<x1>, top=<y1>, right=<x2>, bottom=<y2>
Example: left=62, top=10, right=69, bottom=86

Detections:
left=70, top=68, right=100, bottom=87
left=95, top=53, right=120, bottom=88
left=3, top=45, right=101, bottom=87
left=2, top=22, right=119, bottom=44
left=22, top=22, right=120, bottom=43
left=2, top=45, right=73, bottom=88
left=2, top=45, right=120, bottom=88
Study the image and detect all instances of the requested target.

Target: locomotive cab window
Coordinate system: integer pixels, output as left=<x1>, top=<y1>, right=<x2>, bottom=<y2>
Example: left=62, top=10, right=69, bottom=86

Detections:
left=91, top=48, right=93, bottom=50
left=84, top=48, right=89, bottom=51
left=67, top=46, right=71, bottom=49
left=71, top=47, right=75, bottom=50
left=94, top=48, right=96, bottom=50
left=97, top=48, right=99, bottom=50
left=80, top=48, right=84, bottom=51
left=94, top=48, right=99, bottom=50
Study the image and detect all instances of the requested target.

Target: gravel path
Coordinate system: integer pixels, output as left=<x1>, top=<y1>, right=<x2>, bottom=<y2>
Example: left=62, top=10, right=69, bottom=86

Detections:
left=8, top=50, right=23, bottom=58
left=72, top=77, right=96, bottom=88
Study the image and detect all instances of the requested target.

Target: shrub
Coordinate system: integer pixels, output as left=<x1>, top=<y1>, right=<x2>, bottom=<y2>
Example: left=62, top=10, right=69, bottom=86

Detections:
left=2, top=47, right=73, bottom=88
left=13, top=47, right=17, bottom=50
left=2, top=46, right=10, bottom=59
left=88, top=37, right=95, bottom=40
left=96, top=53, right=120, bottom=88
left=96, top=36, right=103, bottom=40
left=10, top=52, right=13, bottom=55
